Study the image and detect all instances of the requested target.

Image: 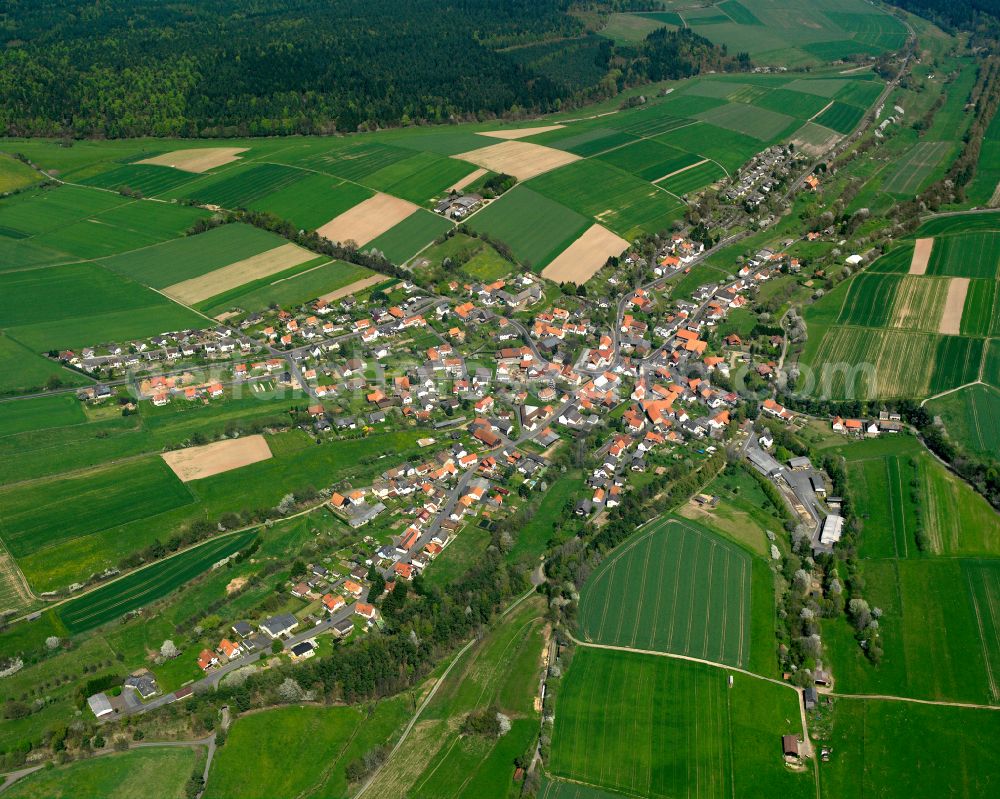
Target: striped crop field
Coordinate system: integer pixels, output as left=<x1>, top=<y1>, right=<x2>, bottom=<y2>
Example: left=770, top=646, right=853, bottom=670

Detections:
left=577, top=518, right=750, bottom=667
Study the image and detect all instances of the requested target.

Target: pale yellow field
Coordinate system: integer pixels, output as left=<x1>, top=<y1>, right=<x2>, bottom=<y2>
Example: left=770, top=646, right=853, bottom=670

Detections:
left=162, top=435, right=273, bottom=482
left=316, top=193, right=419, bottom=246
left=318, top=274, right=388, bottom=302
left=138, top=147, right=247, bottom=173
left=478, top=124, right=565, bottom=140
left=909, top=237, right=934, bottom=275
left=938, top=277, right=969, bottom=335
left=447, top=167, right=488, bottom=193
left=541, top=224, right=629, bottom=284
left=164, top=242, right=314, bottom=304
left=455, top=140, right=579, bottom=181
left=888, top=275, right=947, bottom=332
left=812, top=327, right=937, bottom=398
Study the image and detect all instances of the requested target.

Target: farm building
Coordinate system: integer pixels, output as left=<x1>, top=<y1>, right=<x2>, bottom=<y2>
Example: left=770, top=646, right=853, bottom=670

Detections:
left=87, top=693, right=114, bottom=719
left=782, top=734, right=801, bottom=760
left=819, top=514, right=844, bottom=547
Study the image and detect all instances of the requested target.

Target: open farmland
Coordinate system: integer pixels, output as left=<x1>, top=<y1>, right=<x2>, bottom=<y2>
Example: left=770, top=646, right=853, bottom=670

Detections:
left=887, top=276, right=947, bottom=333
left=528, top=159, right=684, bottom=239
left=316, top=192, right=419, bottom=246
left=3, top=747, right=199, bottom=799
left=139, top=146, right=247, bottom=173
left=525, top=125, right=639, bottom=157
left=835, top=273, right=899, bottom=327
left=577, top=518, right=751, bottom=667
left=695, top=101, right=797, bottom=141
left=549, top=649, right=811, bottom=799
left=0, top=457, right=195, bottom=565
left=596, top=138, right=700, bottom=182
left=0, top=261, right=202, bottom=352
left=249, top=172, right=373, bottom=230
left=813, top=100, right=867, bottom=134
left=818, top=697, right=1000, bottom=799
left=468, top=186, right=590, bottom=270
left=658, top=159, right=727, bottom=196
left=927, top=384, right=1000, bottom=457
left=0, top=394, right=85, bottom=437
left=161, top=435, right=273, bottom=482
left=926, top=232, right=1000, bottom=279
left=540, top=224, right=628, bottom=285
left=172, top=162, right=306, bottom=208
left=881, top=141, right=953, bottom=196
left=163, top=241, right=315, bottom=304
left=199, top=259, right=374, bottom=315
left=956, top=279, right=996, bottom=337
left=823, top=558, right=1000, bottom=705
left=0, top=334, right=90, bottom=396
left=205, top=702, right=408, bottom=799
left=366, top=209, right=453, bottom=263
left=99, top=223, right=286, bottom=288
left=0, top=154, right=41, bottom=192
left=653, top=121, right=761, bottom=172
left=57, top=529, right=256, bottom=634
left=455, top=139, right=580, bottom=181
left=79, top=163, right=200, bottom=196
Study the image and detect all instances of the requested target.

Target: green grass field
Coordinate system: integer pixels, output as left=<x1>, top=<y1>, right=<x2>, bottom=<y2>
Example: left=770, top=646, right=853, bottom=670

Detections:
left=367, top=208, right=452, bottom=263
left=507, top=472, right=586, bottom=563
left=468, top=186, right=590, bottom=270
left=550, top=649, right=812, bottom=799
left=0, top=393, right=86, bottom=437
left=79, top=162, right=200, bottom=196
left=653, top=122, right=761, bottom=172
left=205, top=702, right=408, bottom=799
left=0, top=456, right=195, bottom=560
left=0, top=261, right=203, bottom=352
left=99, top=223, right=287, bottom=287
left=695, top=101, right=798, bottom=141
left=823, top=557, right=1000, bottom=705
left=249, top=172, right=373, bottom=230
left=3, top=747, right=199, bottom=799
left=958, top=278, right=997, bottom=337
left=173, top=162, right=307, bottom=208
left=659, top=159, right=728, bottom=196
left=526, top=125, right=639, bottom=157
left=527, top=160, right=684, bottom=239
left=926, top=232, right=1000, bottom=279
left=0, top=154, right=42, bottom=193
left=835, top=273, right=899, bottom=327
left=58, top=530, right=256, bottom=634
left=880, top=141, right=953, bottom=195
left=818, top=696, right=1000, bottom=799
left=577, top=518, right=752, bottom=667
left=199, top=259, right=375, bottom=315
left=596, top=139, right=701, bottom=182
left=927, top=384, right=1000, bottom=458
left=0, top=334, right=91, bottom=396
left=813, top=101, right=867, bottom=134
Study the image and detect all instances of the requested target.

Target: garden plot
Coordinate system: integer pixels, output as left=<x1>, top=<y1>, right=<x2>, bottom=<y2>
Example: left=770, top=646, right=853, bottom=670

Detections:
left=540, top=224, right=628, bottom=285
left=138, top=147, right=247, bottom=173
left=163, top=242, right=314, bottom=304
left=315, top=192, right=419, bottom=246
left=455, top=140, right=580, bottom=181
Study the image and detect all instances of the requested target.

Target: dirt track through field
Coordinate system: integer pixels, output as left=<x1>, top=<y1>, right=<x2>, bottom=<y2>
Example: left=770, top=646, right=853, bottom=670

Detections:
left=164, top=242, right=314, bottom=304
left=138, top=147, right=247, bottom=173
left=478, top=125, right=565, bottom=140
left=161, top=435, right=273, bottom=481
left=652, top=158, right=708, bottom=184
left=939, top=277, right=969, bottom=335
left=909, top=237, right=934, bottom=274
left=540, top=223, right=628, bottom=284
left=316, top=192, right=419, bottom=246
left=455, top=140, right=579, bottom=181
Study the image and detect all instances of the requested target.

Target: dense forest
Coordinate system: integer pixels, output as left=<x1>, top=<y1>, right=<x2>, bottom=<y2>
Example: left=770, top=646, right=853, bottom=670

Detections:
left=0, top=0, right=741, bottom=138
left=891, top=0, right=1000, bottom=43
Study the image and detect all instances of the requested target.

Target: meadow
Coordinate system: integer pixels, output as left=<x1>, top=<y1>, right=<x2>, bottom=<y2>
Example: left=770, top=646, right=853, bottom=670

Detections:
left=3, top=747, right=200, bottom=799
left=813, top=100, right=867, bottom=134
left=0, top=393, right=86, bottom=437
left=659, top=159, right=728, bottom=196
left=57, top=529, right=257, bottom=634
left=506, top=471, right=586, bottom=563
left=823, top=557, right=1000, bottom=705
left=0, top=456, right=195, bottom=561
left=199, top=259, right=375, bottom=315
left=577, top=518, right=751, bottom=668
left=171, top=162, right=307, bottom=209
left=653, top=121, right=761, bottom=172
left=881, top=140, right=953, bottom=196
left=361, top=597, right=545, bottom=798
left=927, top=384, right=1000, bottom=457
left=527, top=159, right=684, bottom=239
left=0, top=334, right=91, bottom=396
left=818, top=697, right=1000, bottom=799
left=695, top=102, right=798, bottom=141
left=249, top=172, right=373, bottom=230
left=926, top=232, right=1000, bottom=279
left=79, top=162, right=201, bottom=196
left=596, top=138, right=701, bottom=183
left=549, top=649, right=811, bottom=799
left=468, top=186, right=591, bottom=270
left=367, top=208, right=453, bottom=263
left=99, top=223, right=287, bottom=288
left=205, top=701, right=409, bottom=799
left=0, top=153, right=41, bottom=192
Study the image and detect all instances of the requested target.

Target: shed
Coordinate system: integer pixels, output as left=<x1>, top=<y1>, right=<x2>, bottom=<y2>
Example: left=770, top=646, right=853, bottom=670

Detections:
left=782, top=734, right=800, bottom=759
left=87, top=693, right=114, bottom=719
